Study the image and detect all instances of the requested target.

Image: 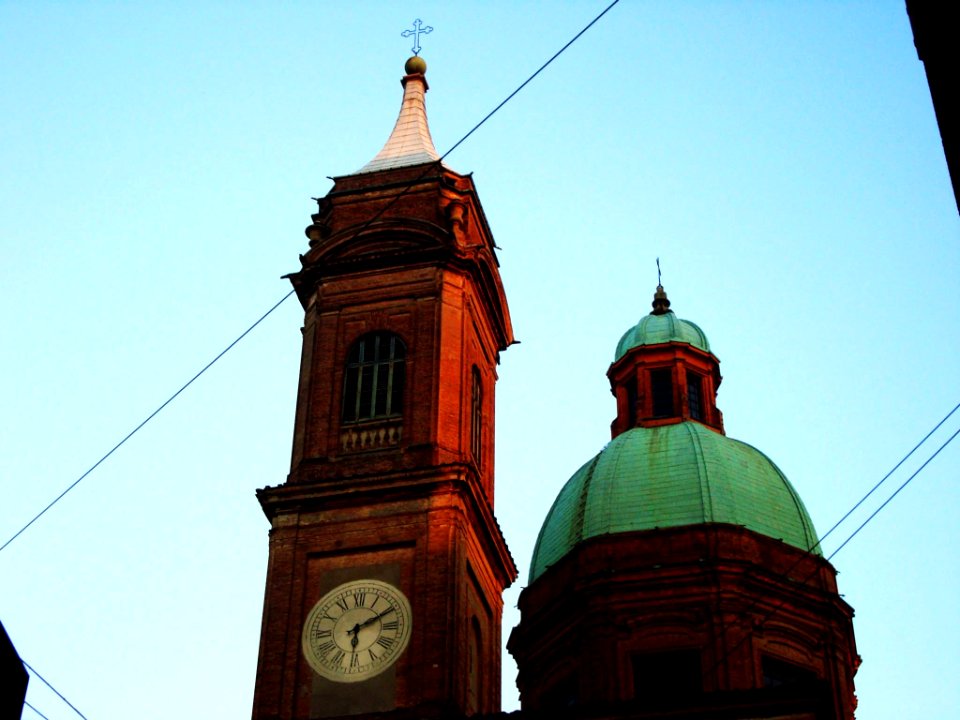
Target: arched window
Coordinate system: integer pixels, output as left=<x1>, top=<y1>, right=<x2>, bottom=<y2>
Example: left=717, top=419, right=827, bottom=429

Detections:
left=342, top=332, right=406, bottom=423
left=471, top=367, right=483, bottom=464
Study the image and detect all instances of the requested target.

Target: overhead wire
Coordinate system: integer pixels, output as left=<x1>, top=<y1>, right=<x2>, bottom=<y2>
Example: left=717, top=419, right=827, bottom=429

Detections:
left=705, top=418, right=959, bottom=683
left=24, top=702, right=51, bottom=720
left=306, top=0, right=622, bottom=250
left=0, top=290, right=296, bottom=554
left=826, top=423, right=960, bottom=561
left=23, top=660, right=89, bottom=720
left=815, top=399, right=960, bottom=552
left=3, top=5, right=625, bottom=716
left=701, top=402, right=960, bottom=683
left=11, top=0, right=946, bottom=711
left=715, top=399, right=960, bottom=623
left=439, top=0, right=621, bottom=163
left=0, top=0, right=620, bottom=556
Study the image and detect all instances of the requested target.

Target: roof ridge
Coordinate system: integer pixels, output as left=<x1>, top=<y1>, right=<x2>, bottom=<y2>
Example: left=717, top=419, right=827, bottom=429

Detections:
left=685, top=422, right=714, bottom=524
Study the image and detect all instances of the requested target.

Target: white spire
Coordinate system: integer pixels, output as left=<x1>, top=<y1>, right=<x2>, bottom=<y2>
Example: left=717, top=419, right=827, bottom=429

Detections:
left=356, top=57, right=441, bottom=174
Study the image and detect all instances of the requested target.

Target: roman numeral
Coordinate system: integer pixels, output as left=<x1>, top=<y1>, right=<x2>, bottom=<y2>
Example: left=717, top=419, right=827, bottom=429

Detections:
left=368, top=648, right=378, bottom=663
left=315, top=640, right=335, bottom=655
left=353, top=591, right=366, bottom=608
left=314, top=629, right=332, bottom=640
left=350, top=653, right=361, bottom=669
left=376, top=635, right=396, bottom=650
left=330, top=649, right=345, bottom=666
left=382, top=620, right=399, bottom=631
left=335, top=598, right=349, bottom=613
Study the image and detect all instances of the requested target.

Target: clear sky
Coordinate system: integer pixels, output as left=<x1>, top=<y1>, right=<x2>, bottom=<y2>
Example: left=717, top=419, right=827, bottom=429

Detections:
left=1, top=2, right=957, bottom=719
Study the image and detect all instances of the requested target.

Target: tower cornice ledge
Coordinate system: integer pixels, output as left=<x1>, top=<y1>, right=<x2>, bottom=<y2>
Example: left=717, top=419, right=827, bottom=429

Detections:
left=258, top=463, right=517, bottom=586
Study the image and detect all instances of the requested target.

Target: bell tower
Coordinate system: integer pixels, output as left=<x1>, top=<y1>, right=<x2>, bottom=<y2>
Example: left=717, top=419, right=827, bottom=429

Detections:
left=252, top=56, right=516, bottom=720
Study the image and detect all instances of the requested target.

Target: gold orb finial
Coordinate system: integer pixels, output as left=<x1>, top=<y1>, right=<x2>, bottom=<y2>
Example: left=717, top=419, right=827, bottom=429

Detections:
left=405, top=55, right=427, bottom=75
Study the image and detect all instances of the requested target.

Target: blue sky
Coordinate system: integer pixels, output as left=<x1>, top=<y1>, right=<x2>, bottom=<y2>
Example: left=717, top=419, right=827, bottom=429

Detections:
left=1, top=2, right=957, bottom=718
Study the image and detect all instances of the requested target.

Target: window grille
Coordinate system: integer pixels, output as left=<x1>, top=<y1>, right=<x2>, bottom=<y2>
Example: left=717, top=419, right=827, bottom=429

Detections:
left=342, top=332, right=406, bottom=423
left=687, top=372, right=703, bottom=421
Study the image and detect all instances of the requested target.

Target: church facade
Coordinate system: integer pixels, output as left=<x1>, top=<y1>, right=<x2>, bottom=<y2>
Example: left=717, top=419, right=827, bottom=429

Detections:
left=250, top=56, right=859, bottom=720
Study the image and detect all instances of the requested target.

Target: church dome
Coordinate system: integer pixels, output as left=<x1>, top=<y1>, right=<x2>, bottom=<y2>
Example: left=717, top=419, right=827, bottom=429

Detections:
left=614, top=311, right=711, bottom=361
left=529, top=422, right=820, bottom=582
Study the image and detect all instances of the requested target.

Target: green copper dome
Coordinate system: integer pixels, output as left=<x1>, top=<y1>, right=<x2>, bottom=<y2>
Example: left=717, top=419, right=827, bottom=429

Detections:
left=529, top=422, right=820, bottom=582
left=615, top=310, right=711, bottom=361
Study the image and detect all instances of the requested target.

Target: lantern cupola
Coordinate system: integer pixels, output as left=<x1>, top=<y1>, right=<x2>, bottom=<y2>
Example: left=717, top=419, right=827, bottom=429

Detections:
left=609, top=285, right=724, bottom=437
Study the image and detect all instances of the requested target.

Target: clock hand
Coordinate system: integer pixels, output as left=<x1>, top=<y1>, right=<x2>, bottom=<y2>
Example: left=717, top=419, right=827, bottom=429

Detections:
left=357, top=607, right=395, bottom=631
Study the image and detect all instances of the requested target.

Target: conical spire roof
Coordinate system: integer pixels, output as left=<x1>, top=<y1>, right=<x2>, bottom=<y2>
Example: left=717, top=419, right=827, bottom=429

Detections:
left=356, top=56, right=442, bottom=174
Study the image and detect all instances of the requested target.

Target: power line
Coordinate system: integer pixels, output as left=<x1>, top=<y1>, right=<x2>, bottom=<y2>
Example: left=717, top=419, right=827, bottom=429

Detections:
left=814, top=400, right=960, bottom=552
left=4, top=5, right=628, bottom=710
left=313, top=0, right=622, bottom=248
left=0, top=290, right=295, bottom=554
left=717, top=400, right=960, bottom=622
left=440, top=0, right=621, bottom=163
left=827, top=423, right=960, bottom=561
left=24, top=701, right=51, bottom=720
left=23, top=661, right=89, bottom=720
left=737, top=400, right=960, bottom=608
left=719, top=421, right=959, bottom=673
left=2, top=0, right=621, bottom=555
left=702, top=405, right=960, bottom=682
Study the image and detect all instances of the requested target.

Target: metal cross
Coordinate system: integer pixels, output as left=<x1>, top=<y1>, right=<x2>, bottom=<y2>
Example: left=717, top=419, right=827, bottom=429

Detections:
left=656, top=257, right=662, bottom=286
left=401, top=18, right=433, bottom=56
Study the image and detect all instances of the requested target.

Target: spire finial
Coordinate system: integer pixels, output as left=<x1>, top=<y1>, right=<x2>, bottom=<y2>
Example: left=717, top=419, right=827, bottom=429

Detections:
left=405, top=55, right=427, bottom=75
left=651, top=258, right=671, bottom=315
left=355, top=35, right=440, bottom=174
left=401, top=18, right=433, bottom=56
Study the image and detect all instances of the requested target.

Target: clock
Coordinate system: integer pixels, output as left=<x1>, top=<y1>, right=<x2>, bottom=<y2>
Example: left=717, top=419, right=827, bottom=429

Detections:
left=301, top=579, right=412, bottom=683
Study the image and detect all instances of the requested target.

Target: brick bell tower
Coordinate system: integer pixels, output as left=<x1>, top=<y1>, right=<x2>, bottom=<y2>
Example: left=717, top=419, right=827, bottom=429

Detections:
left=252, top=56, right=516, bottom=720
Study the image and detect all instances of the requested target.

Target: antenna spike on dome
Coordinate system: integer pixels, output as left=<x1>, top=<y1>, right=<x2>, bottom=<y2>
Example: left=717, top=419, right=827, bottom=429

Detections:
left=651, top=258, right=671, bottom=315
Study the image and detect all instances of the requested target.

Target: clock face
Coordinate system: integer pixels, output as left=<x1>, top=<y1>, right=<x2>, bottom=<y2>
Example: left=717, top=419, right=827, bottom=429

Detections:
left=301, top=579, right=412, bottom=683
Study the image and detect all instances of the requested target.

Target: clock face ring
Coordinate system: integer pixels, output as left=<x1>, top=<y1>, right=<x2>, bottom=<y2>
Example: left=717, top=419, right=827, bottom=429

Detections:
left=302, top=579, right=412, bottom=683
